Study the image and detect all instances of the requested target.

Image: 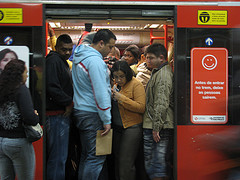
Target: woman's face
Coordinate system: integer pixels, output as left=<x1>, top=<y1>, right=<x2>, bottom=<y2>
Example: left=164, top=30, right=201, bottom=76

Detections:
left=113, top=70, right=127, bottom=87
left=123, top=51, right=136, bottom=65
left=0, top=52, right=17, bottom=70
left=22, top=66, right=28, bottom=84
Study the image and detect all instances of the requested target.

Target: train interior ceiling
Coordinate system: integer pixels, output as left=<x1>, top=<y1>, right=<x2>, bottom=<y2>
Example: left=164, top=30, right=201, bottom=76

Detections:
left=45, top=5, right=175, bottom=57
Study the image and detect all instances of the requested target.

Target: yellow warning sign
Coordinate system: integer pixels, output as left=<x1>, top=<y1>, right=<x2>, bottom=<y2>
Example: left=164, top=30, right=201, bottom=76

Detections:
left=198, top=10, right=227, bottom=25
left=0, top=8, right=23, bottom=23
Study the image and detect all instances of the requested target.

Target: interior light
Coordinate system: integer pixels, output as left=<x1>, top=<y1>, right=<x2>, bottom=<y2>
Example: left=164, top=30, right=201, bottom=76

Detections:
left=149, top=24, right=160, bottom=28
left=144, top=24, right=150, bottom=29
left=49, top=22, right=57, bottom=28
left=58, top=25, right=146, bottom=31
left=55, top=22, right=61, bottom=27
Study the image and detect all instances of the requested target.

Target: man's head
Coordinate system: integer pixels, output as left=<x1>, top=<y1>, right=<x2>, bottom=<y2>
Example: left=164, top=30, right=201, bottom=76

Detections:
left=91, top=29, right=117, bottom=58
left=55, top=34, right=73, bottom=61
left=145, top=43, right=167, bottom=70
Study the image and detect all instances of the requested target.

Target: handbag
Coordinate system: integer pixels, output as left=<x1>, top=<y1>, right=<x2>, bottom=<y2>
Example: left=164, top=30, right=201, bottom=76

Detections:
left=23, top=123, right=43, bottom=142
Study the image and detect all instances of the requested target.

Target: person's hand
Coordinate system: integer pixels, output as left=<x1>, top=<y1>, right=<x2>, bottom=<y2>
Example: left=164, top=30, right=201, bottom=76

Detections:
left=64, top=104, right=73, bottom=117
left=101, top=124, right=111, bottom=136
left=34, top=110, right=39, bottom=116
left=152, top=130, right=161, bottom=143
left=112, top=90, right=122, bottom=101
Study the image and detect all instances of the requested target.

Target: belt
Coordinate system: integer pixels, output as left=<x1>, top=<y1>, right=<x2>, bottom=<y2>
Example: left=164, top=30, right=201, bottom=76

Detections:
left=46, top=110, right=65, bottom=116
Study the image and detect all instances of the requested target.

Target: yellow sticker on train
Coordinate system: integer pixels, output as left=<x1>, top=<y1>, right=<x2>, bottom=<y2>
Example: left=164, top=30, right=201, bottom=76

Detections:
left=0, top=8, right=23, bottom=23
left=198, top=10, right=227, bottom=25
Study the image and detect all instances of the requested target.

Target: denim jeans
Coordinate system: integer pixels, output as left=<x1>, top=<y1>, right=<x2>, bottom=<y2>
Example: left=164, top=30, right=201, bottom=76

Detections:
left=46, top=115, right=70, bottom=180
left=143, top=129, right=173, bottom=179
left=0, top=137, right=35, bottom=180
left=73, top=109, right=106, bottom=180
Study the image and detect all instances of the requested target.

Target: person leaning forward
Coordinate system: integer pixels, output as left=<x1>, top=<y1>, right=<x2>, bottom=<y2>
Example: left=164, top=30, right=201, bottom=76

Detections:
left=72, top=29, right=116, bottom=180
left=45, top=34, right=73, bottom=180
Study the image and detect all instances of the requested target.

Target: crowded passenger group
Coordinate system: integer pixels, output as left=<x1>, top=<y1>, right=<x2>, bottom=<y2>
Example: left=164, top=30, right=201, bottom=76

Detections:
left=0, top=28, right=174, bottom=180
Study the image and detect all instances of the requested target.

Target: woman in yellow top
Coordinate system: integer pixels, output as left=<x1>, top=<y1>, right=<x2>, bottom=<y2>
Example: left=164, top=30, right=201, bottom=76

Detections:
left=111, top=60, right=146, bottom=180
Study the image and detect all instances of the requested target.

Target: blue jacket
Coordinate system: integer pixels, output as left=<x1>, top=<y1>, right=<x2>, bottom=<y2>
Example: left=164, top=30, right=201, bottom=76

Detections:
left=72, top=44, right=111, bottom=125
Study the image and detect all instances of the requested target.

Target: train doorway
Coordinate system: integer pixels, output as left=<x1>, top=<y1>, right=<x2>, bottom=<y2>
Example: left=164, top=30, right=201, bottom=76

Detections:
left=44, top=4, right=175, bottom=180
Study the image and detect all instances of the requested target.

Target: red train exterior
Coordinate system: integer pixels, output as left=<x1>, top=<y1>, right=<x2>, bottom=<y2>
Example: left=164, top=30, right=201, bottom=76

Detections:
left=1, top=1, right=240, bottom=180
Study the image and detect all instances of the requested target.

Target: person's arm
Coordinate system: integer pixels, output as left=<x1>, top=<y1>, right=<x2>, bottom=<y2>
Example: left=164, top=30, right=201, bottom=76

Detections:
left=48, top=24, right=56, bottom=51
left=152, top=73, right=172, bottom=132
left=17, top=85, right=39, bottom=125
left=88, top=58, right=111, bottom=126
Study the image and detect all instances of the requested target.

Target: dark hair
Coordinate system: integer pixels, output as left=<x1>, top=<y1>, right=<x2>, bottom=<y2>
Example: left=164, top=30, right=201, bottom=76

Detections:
left=92, top=29, right=117, bottom=45
left=124, top=44, right=140, bottom=60
left=111, top=60, right=133, bottom=82
left=0, top=48, right=18, bottom=61
left=145, top=43, right=167, bottom=60
left=0, top=59, right=25, bottom=104
left=141, top=45, right=149, bottom=56
left=56, top=34, right=73, bottom=47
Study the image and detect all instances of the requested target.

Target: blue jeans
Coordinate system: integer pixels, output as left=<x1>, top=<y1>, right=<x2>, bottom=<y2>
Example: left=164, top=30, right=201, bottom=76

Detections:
left=46, top=115, right=70, bottom=180
left=73, top=109, right=106, bottom=180
left=0, top=137, right=35, bottom=180
left=143, top=129, right=173, bottom=179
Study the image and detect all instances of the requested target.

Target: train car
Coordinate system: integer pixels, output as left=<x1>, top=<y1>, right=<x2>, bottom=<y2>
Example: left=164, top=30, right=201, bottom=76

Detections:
left=0, top=1, right=240, bottom=179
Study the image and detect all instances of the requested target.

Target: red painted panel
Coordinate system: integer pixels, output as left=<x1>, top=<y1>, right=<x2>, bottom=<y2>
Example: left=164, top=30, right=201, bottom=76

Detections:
left=177, top=125, right=239, bottom=180
left=33, top=137, right=43, bottom=180
left=178, top=6, right=240, bottom=28
left=0, top=3, right=42, bottom=26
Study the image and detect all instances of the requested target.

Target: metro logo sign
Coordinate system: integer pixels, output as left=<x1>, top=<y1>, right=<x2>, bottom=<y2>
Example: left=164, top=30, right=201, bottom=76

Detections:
left=198, top=10, right=228, bottom=25
left=191, top=48, right=228, bottom=124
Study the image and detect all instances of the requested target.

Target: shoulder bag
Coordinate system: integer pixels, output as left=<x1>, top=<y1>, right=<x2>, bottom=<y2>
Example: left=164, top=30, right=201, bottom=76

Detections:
left=23, top=123, right=43, bottom=142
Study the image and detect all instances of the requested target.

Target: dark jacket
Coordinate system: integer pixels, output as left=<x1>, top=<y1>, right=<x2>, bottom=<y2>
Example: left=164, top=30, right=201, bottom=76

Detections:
left=46, top=51, right=73, bottom=111
left=0, top=84, right=39, bottom=138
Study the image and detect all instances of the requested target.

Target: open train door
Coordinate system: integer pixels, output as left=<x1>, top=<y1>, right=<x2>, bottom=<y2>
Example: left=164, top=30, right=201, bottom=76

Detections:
left=175, top=5, right=240, bottom=180
left=0, top=3, right=45, bottom=180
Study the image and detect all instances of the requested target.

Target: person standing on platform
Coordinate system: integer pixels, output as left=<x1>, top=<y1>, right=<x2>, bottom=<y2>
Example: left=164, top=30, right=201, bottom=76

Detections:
left=46, top=34, right=73, bottom=180
left=72, top=29, right=116, bottom=180
left=0, top=60, right=39, bottom=180
left=143, top=43, right=174, bottom=180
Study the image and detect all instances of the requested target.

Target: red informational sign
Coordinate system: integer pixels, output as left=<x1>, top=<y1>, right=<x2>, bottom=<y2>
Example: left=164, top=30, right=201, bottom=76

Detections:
left=191, top=48, right=228, bottom=124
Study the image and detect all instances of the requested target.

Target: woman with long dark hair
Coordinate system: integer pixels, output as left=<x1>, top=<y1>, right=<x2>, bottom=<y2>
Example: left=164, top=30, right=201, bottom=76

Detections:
left=111, top=60, right=146, bottom=180
left=0, top=59, right=39, bottom=180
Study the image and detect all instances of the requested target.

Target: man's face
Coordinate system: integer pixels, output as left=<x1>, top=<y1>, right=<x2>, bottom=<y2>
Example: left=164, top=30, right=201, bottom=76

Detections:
left=145, top=53, right=163, bottom=70
left=100, top=38, right=116, bottom=58
left=56, top=42, right=73, bottom=60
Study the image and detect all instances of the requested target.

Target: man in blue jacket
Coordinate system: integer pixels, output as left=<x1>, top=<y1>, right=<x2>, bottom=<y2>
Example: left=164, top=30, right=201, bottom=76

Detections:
left=46, top=34, right=73, bottom=180
left=72, top=29, right=116, bottom=180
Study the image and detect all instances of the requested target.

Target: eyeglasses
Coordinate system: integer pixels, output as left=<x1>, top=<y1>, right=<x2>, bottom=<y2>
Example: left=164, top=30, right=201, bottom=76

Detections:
left=113, top=75, right=126, bottom=80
